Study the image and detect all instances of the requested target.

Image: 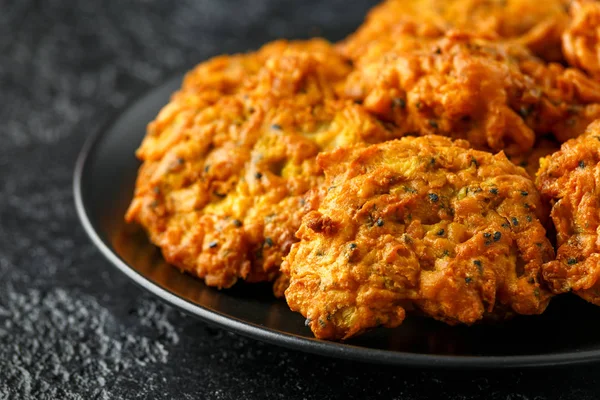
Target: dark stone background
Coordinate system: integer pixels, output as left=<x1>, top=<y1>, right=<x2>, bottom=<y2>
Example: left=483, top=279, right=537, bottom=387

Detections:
left=1, top=1, right=600, bottom=398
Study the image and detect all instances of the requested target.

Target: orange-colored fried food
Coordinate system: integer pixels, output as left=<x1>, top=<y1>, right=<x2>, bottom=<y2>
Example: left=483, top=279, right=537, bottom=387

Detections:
left=342, top=32, right=600, bottom=156
left=563, top=0, right=600, bottom=78
left=537, top=120, right=600, bottom=305
left=126, top=39, right=396, bottom=291
left=338, top=0, right=570, bottom=63
left=283, top=136, right=554, bottom=340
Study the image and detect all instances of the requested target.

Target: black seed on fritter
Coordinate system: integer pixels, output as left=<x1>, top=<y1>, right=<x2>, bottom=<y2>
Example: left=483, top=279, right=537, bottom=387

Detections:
left=489, top=188, right=498, bottom=195
left=521, top=191, right=528, bottom=196
left=349, top=243, right=357, bottom=250
left=526, top=215, right=532, bottom=222
left=177, top=157, right=185, bottom=165
left=271, top=124, right=282, bottom=131
left=434, top=47, right=442, bottom=54
left=483, top=233, right=492, bottom=239
left=493, top=232, right=502, bottom=241
left=437, top=229, right=445, bottom=236
left=428, top=120, right=438, bottom=128
left=208, top=241, right=218, bottom=249
left=213, top=191, right=226, bottom=198
left=255, top=172, right=263, bottom=179
left=471, top=157, right=479, bottom=168
left=233, top=219, right=242, bottom=227
left=567, top=258, right=578, bottom=265
left=264, top=237, right=273, bottom=248
left=428, top=193, right=439, bottom=202
left=518, top=106, right=531, bottom=119
left=465, top=277, right=473, bottom=284
left=579, top=160, right=586, bottom=169
left=204, top=165, right=210, bottom=173
left=392, top=98, right=406, bottom=109
left=512, top=217, right=519, bottom=226
left=376, top=218, right=384, bottom=227
left=501, top=222, right=509, bottom=228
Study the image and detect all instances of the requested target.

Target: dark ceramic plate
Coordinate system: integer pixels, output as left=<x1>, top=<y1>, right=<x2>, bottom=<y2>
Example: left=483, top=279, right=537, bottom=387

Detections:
left=74, top=73, right=600, bottom=368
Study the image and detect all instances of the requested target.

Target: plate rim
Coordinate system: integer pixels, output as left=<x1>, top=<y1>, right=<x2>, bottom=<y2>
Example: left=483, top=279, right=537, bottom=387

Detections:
left=73, top=74, right=600, bottom=369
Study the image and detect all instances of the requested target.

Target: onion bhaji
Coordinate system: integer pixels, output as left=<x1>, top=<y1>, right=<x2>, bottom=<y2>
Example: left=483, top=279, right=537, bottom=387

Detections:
left=126, top=39, right=396, bottom=291
left=537, top=120, right=600, bottom=305
left=338, top=0, right=571, bottom=63
left=563, top=0, right=600, bottom=78
left=342, top=32, right=600, bottom=156
left=283, top=136, right=554, bottom=340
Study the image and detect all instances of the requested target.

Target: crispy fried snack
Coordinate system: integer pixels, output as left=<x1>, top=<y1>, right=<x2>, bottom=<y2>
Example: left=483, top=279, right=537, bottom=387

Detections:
left=338, top=0, right=570, bottom=63
left=563, top=0, right=600, bottom=78
left=283, top=136, right=554, bottom=340
left=537, top=120, right=600, bottom=305
left=126, top=39, right=395, bottom=291
left=342, top=32, right=600, bottom=156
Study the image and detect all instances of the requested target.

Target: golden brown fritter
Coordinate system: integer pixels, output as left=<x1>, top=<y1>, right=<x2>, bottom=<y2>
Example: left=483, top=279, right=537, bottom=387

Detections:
left=563, top=0, right=600, bottom=78
left=338, top=0, right=571, bottom=63
left=126, top=39, right=396, bottom=291
left=537, top=120, right=600, bottom=305
left=342, top=32, right=600, bottom=156
left=283, top=136, right=554, bottom=340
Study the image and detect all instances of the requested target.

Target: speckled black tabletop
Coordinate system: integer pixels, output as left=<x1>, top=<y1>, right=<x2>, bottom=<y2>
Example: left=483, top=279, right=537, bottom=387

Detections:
left=2, top=1, right=600, bottom=399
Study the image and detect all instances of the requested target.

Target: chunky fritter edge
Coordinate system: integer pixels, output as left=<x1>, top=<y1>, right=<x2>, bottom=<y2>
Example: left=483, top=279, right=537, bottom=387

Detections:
left=537, top=119, right=600, bottom=305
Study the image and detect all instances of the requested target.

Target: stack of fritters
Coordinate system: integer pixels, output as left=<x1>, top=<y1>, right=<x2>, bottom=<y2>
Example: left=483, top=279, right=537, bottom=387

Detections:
left=128, top=0, right=600, bottom=340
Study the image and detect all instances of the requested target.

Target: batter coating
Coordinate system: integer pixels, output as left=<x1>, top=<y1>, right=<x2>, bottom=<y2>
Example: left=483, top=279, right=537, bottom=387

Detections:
left=537, top=120, right=600, bottom=305
left=126, top=39, right=395, bottom=291
left=283, top=136, right=554, bottom=340
left=562, top=0, right=600, bottom=78
left=338, top=0, right=571, bottom=63
left=342, top=32, right=600, bottom=156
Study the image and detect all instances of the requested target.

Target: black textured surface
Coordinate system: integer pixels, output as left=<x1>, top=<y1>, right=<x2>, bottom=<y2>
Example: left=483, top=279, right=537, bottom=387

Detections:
left=1, top=1, right=600, bottom=398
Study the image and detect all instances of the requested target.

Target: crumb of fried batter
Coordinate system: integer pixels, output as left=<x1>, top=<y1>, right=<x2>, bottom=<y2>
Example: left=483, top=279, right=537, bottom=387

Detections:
left=537, top=119, right=600, bottom=305
left=125, top=39, right=398, bottom=292
left=283, top=135, right=554, bottom=340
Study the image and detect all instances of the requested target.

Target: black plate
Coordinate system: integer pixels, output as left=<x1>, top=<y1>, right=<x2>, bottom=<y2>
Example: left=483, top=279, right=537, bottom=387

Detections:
left=74, top=73, right=600, bottom=368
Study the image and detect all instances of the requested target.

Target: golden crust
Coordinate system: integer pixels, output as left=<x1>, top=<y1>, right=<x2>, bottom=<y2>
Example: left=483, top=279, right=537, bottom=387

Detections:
left=126, top=39, right=396, bottom=290
left=537, top=120, right=600, bottom=305
left=283, top=136, right=554, bottom=340
left=342, top=32, right=600, bottom=155
left=562, top=0, right=600, bottom=78
left=338, top=0, right=570, bottom=63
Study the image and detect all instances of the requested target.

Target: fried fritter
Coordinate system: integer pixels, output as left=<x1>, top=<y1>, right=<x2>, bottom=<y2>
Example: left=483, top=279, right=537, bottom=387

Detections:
left=563, top=0, right=600, bottom=78
left=338, top=0, right=570, bottom=63
left=126, top=39, right=395, bottom=291
left=537, top=120, right=600, bottom=305
left=342, top=32, right=600, bottom=156
left=283, top=136, right=554, bottom=340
